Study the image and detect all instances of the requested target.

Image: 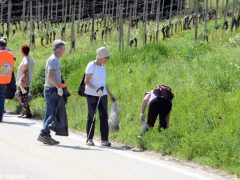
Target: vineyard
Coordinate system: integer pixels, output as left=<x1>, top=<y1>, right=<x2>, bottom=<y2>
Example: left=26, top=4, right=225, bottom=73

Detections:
left=2, top=0, right=240, bottom=178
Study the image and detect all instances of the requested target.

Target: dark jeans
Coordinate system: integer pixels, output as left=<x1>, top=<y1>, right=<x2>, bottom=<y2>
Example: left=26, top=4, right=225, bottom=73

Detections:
left=86, top=95, right=108, bottom=141
left=147, top=97, right=172, bottom=129
left=0, top=84, right=7, bottom=121
left=41, top=87, right=59, bottom=136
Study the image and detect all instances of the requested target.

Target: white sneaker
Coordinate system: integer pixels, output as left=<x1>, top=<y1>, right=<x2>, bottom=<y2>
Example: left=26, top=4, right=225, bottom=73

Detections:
left=101, top=141, right=111, bottom=147
left=86, top=139, right=95, bottom=146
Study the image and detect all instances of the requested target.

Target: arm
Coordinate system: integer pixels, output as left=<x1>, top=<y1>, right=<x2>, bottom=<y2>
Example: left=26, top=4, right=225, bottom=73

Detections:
left=139, top=93, right=150, bottom=123
left=47, top=69, right=61, bottom=89
left=106, top=85, right=116, bottom=101
left=165, top=113, right=171, bottom=128
left=141, top=93, right=150, bottom=114
left=85, top=73, right=96, bottom=90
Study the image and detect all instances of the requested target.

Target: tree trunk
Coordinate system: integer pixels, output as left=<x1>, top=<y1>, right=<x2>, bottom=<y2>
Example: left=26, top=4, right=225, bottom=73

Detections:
left=0, top=3, right=3, bottom=32
left=70, top=1, right=76, bottom=53
left=50, top=0, right=53, bottom=20
left=143, top=0, right=148, bottom=45
left=156, top=0, right=161, bottom=41
left=194, top=0, right=199, bottom=42
left=7, top=0, right=12, bottom=39
left=62, top=0, right=65, bottom=22
left=204, top=0, right=209, bottom=35
left=23, top=0, right=26, bottom=32
left=30, top=0, right=34, bottom=48
left=169, top=0, right=173, bottom=26
left=231, top=0, right=237, bottom=31
left=160, top=0, right=165, bottom=21
left=46, top=1, right=50, bottom=44
left=90, top=0, right=96, bottom=43
left=215, top=0, right=219, bottom=30
left=56, top=0, right=59, bottom=21
left=119, top=4, right=124, bottom=51
left=127, top=5, right=133, bottom=46
left=64, top=0, right=68, bottom=26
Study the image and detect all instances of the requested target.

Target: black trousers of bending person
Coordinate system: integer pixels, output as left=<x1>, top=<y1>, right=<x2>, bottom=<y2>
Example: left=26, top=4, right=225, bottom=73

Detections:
left=86, top=95, right=109, bottom=141
left=147, top=97, right=172, bottom=129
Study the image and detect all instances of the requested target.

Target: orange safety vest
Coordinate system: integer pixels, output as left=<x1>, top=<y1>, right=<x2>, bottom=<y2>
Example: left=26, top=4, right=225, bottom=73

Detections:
left=0, top=50, right=15, bottom=84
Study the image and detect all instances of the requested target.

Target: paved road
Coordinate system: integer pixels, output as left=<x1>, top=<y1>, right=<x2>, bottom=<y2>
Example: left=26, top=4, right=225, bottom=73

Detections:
left=0, top=114, right=232, bottom=180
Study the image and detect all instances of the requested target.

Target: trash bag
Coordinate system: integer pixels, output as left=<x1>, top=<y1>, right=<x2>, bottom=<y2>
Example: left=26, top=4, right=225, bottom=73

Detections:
left=108, top=101, right=120, bottom=132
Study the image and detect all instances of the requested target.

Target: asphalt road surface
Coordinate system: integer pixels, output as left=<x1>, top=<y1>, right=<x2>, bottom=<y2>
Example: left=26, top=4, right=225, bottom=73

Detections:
left=0, top=114, right=234, bottom=180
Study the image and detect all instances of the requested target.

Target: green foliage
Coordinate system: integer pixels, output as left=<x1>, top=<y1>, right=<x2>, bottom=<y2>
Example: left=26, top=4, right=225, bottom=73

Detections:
left=5, top=20, right=240, bottom=177
left=31, top=66, right=45, bottom=97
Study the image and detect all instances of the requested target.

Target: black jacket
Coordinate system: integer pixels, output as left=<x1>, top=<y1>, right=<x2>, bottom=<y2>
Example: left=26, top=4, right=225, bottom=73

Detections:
left=49, top=89, right=70, bottom=136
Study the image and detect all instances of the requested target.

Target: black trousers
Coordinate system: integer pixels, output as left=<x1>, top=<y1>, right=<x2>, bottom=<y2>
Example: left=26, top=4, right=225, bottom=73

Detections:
left=147, top=97, right=172, bottom=129
left=86, top=95, right=109, bottom=141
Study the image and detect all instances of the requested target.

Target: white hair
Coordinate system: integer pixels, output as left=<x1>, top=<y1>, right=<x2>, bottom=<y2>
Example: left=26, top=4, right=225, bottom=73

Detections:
left=53, top=39, right=66, bottom=51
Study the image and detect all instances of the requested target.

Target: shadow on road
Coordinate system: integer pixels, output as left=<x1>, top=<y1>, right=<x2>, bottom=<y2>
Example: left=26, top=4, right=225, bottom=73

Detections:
left=56, top=145, right=101, bottom=151
left=3, top=121, right=36, bottom=127
left=99, top=145, right=132, bottom=151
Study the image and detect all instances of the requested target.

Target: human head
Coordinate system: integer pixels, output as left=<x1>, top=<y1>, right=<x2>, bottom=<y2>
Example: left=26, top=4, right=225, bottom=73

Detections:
left=1, top=37, right=7, bottom=43
left=0, top=39, right=6, bottom=50
left=53, top=39, right=66, bottom=58
left=21, top=45, right=30, bottom=56
left=96, top=47, right=110, bottom=64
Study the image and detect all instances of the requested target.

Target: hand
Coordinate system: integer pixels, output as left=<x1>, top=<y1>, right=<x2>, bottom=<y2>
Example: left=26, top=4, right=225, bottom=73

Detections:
left=19, top=84, right=27, bottom=94
left=110, top=96, right=116, bottom=102
left=57, top=87, right=63, bottom=96
left=140, top=113, right=145, bottom=124
left=96, top=86, right=104, bottom=97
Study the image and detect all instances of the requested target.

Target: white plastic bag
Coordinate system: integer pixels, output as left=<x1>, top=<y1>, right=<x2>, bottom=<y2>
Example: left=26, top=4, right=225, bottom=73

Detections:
left=108, top=101, right=120, bottom=132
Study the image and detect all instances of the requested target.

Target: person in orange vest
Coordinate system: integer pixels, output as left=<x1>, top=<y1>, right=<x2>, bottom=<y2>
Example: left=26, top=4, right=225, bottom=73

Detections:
left=0, top=39, right=15, bottom=122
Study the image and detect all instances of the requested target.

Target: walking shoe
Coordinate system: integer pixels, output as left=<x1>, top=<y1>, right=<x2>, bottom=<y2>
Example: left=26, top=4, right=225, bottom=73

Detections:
left=21, top=113, right=33, bottom=119
left=37, top=135, right=59, bottom=145
left=48, top=137, right=60, bottom=145
left=18, top=112, right=26, bottom=118
left=86, top=139, right=95, bottom=146
left=101, top=141, right=111, bottom=147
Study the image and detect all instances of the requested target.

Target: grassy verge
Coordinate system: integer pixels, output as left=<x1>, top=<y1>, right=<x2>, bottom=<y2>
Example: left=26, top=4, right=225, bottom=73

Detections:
left=5, top=21, right=240, bottom=177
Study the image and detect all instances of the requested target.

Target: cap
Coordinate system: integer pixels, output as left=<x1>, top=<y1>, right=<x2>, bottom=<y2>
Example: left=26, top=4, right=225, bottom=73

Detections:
left=96, top=47, right=111, bottom=60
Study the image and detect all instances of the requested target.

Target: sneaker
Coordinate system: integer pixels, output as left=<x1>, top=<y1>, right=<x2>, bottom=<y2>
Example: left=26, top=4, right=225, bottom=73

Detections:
left=101, top=141, right=111, bottom=147
left=37, top=135, right=59, bottom=145
left=86, top=139, right=95, bottom=146
left=48, top=137, right=60, bottom=145
left=22, top=113, right=33, bottom=119
left=18, top=112, right=26, bottom=118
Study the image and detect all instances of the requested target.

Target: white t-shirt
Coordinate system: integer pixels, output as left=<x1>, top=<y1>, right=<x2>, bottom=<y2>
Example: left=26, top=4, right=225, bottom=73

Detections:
left=144, top=90, right=157, bottom=105
left=84, top=61, right=108, bottom=96
left=16, top=56, right=35, bottom=86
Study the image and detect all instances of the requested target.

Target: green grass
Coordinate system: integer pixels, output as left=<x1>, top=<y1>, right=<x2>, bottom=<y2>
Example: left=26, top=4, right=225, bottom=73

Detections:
left=4, top=19, right=240, bottom=177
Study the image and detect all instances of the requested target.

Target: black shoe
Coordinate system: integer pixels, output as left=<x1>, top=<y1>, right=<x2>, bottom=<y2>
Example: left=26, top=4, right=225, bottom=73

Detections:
left=22, top=113, right=33, bottom=119
left=49, top=137, right=60, bottom=145
left=18, top=112, right=26, bottom=118
left=37, top=135, right=59, bottom=145
left=101, top=141, right=111, bottom=147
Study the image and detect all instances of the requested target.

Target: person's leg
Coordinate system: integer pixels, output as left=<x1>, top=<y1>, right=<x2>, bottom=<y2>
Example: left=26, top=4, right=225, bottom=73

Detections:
left=98, top=95, right=109, bottom=142
left=147, top=98, right=160, bottom=128
left=86, top=95, right=98, bottom=142
left=159, top=98, right=172, bottom=130
left=18, top=87, right=32, bottom=117
left=138, top=98, right=160, bottom=138
left=0, top=85, right=7, bottom=122
left=41, top=88, right=58, bottom=137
